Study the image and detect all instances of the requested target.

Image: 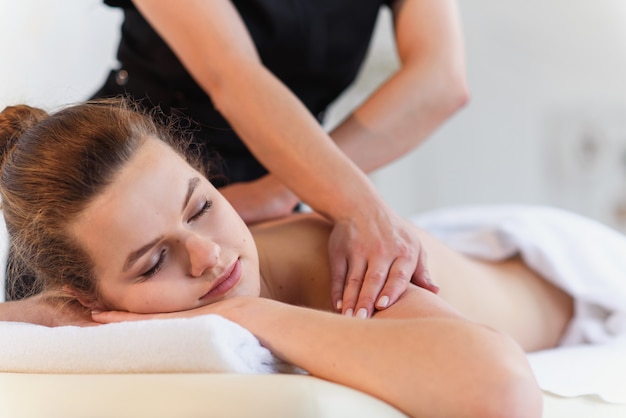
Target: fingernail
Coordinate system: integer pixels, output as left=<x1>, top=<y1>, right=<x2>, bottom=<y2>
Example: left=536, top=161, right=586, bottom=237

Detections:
left=91, top=310, right=102, bottom=315
left=356, top=308, right=368, bottom=319
left=345, top=308, right=353, bottom=317
left=424, top=273, right=437, bottom=288
left=427, top=275, right=440, bottom=292
left=336, top=300, right=342, bottom=311
left=376, top=295, right=389, bottom=309
left=425, top=272, right=434, bottom=285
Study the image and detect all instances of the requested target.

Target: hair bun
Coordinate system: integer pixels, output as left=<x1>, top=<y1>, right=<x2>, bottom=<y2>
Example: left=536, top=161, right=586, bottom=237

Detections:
left=0, top=105, right=49, bottom=165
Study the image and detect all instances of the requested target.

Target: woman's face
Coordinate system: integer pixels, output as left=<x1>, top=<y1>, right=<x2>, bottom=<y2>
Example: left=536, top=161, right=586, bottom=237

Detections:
left=70, top=137, right=260, bottom=313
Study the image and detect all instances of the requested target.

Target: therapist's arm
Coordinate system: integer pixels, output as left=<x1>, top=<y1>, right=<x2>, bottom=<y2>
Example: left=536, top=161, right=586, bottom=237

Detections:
left=130, top=0, right=435, bottom=316
left=325, top=0, right=467, bottom=311
left=220, top=0, right=468, bottom=226
left=330, top=0, right=468, bottom=172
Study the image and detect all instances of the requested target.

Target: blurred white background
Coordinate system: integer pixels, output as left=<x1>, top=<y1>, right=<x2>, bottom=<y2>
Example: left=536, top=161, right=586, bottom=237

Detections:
left=2, top=0, right=626, bottom=232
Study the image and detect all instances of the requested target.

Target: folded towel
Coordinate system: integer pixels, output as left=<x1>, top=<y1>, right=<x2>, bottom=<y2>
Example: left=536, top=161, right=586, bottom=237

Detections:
left=0, top=315, right=292, bottom=374
left=411, top=204, right=626, bottom=403
left=0, top=212, right=294, bottom=376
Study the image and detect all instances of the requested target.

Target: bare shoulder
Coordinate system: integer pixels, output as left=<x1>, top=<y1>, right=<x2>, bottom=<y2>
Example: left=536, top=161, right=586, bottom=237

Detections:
left=373, top=285, right=467, bottom=322
left=250, top=212, right=332, bottom=237
left=250, top=213, right=332, bottom=259
left=251, top=213, right=334, bottom=310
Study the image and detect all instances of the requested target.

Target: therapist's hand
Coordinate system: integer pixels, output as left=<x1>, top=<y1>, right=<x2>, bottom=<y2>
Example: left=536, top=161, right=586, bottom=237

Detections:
left=328, top=208, right=438, bottom=318
left=220, top=175, right=300, bottom=225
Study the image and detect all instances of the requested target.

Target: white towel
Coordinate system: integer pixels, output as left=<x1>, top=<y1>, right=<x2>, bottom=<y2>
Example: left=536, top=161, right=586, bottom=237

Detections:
left=411, top=204, right=626, bottom=403
left=0, top=315, right=292, bottom=374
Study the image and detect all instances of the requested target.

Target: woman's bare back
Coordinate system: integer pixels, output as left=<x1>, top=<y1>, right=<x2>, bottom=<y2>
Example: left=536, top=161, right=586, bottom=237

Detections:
left=252, top=213, right=574, bottom=352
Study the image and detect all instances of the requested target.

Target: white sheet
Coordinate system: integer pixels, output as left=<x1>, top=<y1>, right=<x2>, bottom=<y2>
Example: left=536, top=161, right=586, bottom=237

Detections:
left=411, top=204, right=626, bottom=403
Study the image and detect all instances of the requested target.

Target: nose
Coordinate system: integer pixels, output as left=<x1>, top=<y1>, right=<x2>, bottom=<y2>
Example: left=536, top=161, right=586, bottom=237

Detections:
left=185, top=233, right=220, bottom=278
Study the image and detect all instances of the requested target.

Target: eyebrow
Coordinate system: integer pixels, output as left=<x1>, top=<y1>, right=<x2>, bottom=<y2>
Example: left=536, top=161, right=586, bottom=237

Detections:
left=183, top=177, right=200, bottom=212
left=122, top=176, right=200, bottom=273
left=123, top=237, right=162, bottom=273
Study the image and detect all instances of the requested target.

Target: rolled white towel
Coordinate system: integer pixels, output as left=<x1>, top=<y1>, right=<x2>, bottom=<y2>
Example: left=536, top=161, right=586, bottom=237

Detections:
left=0, top=315, right=294, bottom=375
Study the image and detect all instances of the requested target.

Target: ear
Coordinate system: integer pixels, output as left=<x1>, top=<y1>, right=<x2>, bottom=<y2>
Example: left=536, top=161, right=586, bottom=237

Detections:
left=61, top=285, right=105, bottom=310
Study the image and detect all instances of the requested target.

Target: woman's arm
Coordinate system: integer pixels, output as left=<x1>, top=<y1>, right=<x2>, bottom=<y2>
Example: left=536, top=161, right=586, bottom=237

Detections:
left=0, top=293, right=97, bottom=327
left=130, top=0, right=434, bottom=316
left=0, top=297, right=49, bottom=324
left=93, top=288, right=541, bottom=418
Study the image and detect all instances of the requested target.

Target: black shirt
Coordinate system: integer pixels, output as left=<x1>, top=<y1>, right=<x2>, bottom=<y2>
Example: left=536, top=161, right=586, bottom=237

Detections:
left=94, top=0, right=394, bottom=183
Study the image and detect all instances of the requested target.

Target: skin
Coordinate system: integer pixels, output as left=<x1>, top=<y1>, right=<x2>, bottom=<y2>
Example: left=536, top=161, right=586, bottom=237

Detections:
left=60, top=136, right=546, bottom=417
left=129, top=0, right=467, bottom=319
left=65, top=135, right=573, bottom=344
left=0, top=134, right=576, bottom=415
left=69, top=137, right=572, bottom=352
left=0, top=132, right=570, bottom=339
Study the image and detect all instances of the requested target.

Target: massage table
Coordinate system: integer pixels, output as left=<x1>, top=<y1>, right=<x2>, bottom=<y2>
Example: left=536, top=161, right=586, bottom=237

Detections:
left=0, top=373, right=625, bottom=418
left=2, top=205, right=626, bottom=417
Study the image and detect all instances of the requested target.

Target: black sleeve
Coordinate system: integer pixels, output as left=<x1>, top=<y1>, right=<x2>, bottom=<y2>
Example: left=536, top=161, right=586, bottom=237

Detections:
left=103, top=0, right=135, bottom=9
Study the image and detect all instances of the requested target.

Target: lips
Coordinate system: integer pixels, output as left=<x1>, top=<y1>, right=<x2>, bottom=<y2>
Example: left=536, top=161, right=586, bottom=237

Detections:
left=201, top=258, right=242, bottom=300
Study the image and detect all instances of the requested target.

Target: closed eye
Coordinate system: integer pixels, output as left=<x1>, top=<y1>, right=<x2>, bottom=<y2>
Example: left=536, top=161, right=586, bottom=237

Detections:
left=189, top=199, right=212, bottom=222
left=141, top=248, right=166, bottom=279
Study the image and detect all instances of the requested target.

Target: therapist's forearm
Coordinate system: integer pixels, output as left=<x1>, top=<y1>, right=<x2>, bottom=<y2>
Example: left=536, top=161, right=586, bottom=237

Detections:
left=131, top=0, right=393, bottom=220
left=331, top=0, right=469, bottom=173
left=208, top=60, right=388, bottom=220
left=330, top=60, right=468, bottom=173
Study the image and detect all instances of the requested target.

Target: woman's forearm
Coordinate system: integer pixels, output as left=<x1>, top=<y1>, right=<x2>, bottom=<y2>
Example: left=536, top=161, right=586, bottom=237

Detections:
left=213, top=296, right=542, bottom=418
left=0, top=295, right=96, bottom=327
left=0, top=297, right=47, bottom=324
left=92, top=288, right=541, bottom=417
